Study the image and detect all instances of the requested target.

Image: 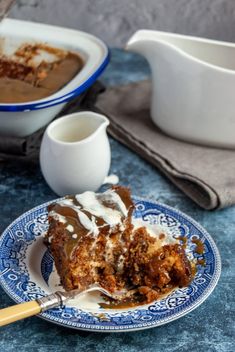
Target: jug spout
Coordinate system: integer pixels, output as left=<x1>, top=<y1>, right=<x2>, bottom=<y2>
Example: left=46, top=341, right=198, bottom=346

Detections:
left=93, top=113, right=109, bottom=138
left=126, top=30, right=155, bottom=58
left=85, top=112, right=110, bottom=145
left=125, top=30, right=175, bottom=74
left=127, top=29, right=235, bottom=72
left=97, top=114, right=109, bottom=130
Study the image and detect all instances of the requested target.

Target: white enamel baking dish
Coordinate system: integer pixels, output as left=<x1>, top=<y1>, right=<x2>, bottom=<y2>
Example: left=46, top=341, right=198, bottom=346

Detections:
left=0, top=19, right=109, bottom=137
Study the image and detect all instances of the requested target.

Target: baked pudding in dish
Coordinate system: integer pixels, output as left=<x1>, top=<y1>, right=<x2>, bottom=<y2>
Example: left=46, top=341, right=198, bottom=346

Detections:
left=0, top=19, right=109, bottom=137
left=45, top=186, right=193, bottom=307
left=0, top=43, right=84, bottom=104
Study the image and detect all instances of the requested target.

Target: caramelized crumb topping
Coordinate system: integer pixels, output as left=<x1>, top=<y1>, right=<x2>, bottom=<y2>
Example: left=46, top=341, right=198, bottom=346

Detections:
left=45, top=186, right=195, bottom=307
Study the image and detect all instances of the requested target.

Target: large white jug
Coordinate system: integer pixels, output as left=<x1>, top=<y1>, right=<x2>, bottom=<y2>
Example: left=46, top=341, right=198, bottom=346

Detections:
left=126, top=30, right=235, bottom=148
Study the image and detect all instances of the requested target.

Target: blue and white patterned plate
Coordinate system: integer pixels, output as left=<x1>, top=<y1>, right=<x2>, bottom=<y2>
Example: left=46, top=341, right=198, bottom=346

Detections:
left=0, top=197, right=221, bottom=332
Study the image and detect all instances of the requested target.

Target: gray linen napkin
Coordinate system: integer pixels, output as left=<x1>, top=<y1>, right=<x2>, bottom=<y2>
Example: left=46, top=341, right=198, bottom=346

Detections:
left=96, top=80, right=235, bottom=210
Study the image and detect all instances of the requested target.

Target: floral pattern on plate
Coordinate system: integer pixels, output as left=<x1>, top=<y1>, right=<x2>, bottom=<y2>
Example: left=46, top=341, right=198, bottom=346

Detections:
left=0, top=197, right=221, bottom=332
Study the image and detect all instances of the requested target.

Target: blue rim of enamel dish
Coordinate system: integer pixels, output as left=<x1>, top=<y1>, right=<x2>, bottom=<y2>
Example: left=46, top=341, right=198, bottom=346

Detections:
left=0, top=48, right=110, bottom=112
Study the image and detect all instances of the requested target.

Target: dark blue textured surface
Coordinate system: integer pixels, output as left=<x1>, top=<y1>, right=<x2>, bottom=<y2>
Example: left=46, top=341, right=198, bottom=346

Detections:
left=0, top=49, right=234, bottom=351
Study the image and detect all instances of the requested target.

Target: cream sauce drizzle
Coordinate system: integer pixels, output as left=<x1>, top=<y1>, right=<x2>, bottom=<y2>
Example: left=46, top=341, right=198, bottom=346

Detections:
left=49, top=210, right=67, bottom=224
left=98, top=190, right=128, bottom=217
left=55, top=198, right=99, bottom=236
left=49, top=189, right=128, bottom=237
left=75, top=189, right=128, bottom=228
left=66, top=224, right=74, bottom=232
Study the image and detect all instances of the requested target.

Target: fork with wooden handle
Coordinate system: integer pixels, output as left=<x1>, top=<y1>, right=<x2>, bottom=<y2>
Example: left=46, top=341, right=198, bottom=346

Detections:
left=0, top=284, right=122, bottom=327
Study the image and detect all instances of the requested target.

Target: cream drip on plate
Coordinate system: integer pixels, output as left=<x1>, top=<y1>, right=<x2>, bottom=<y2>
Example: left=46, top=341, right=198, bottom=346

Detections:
left=103, top=174, right=119, bottom=185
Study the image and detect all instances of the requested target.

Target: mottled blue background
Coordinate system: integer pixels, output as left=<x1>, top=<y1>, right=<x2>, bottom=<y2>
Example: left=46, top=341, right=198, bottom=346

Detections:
left=0, top=49, right=234, bottom=352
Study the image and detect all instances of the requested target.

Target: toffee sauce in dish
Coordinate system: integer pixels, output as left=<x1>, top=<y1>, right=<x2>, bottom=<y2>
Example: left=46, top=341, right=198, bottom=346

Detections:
left=0, top=43, right=84, bottom=103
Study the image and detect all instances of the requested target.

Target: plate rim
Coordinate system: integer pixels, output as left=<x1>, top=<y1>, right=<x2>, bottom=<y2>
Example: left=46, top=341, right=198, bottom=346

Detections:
left=0, top=196, right=222, bottom=332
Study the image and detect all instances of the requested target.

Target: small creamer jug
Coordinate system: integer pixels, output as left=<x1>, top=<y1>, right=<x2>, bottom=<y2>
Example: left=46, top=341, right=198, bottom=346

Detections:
left=40, top=111, right=111, bottom=196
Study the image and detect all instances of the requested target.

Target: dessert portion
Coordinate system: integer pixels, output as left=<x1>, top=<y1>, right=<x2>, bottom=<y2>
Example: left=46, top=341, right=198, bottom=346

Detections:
left=45, top=186, right=134, bottom=293
left=0, top=43, right=83, bottom=103
left=45, top=186, right=193, bottom=306
left=126, top=227, right=192, bottom=303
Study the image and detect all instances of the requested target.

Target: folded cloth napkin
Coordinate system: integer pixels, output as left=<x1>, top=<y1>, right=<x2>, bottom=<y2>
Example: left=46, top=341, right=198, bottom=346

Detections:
left=95, top=80, right=235, bottom=210
left=0, top=81, right=105, bottom=162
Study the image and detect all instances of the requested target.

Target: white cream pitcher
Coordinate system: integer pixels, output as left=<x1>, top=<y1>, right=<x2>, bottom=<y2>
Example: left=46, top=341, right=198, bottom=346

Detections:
left=40, top=111, right=111, bottom=196
left=126, top=30, right=235, bottom=148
